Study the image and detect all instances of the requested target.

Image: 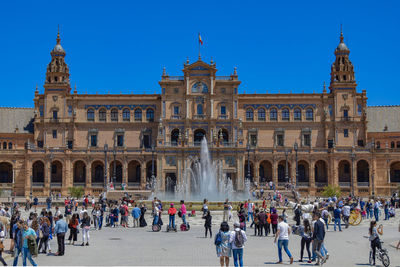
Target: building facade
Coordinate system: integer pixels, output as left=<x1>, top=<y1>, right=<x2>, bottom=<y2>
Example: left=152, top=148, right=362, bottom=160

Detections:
left=1, top=30, right=400, bottom=197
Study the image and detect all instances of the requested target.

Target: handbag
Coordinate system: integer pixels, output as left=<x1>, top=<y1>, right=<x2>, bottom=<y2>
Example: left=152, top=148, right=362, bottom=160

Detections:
left=0, top=241, right=4, bottom=251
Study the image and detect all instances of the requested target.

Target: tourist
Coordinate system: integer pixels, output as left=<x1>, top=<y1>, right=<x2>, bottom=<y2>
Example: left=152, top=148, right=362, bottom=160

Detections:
left=13, top=220, right=24, bottom=266
left=274, top=215, right=293, bottom=264
left=46, top=196, right=51, bottom=211
left=257, top=208, right=267, bottom=236
left=80, top=212, right=91, bottom=246
left=282, top=208, right=287, bottom=223
left=299, top=219, right=312, bottom=263
left=202, top=210, right=212, bottom=238
left=54, top=214, right=68, bottom=256
left=215, top=221, right=231, bottom=267
left=247, top=199, right=254, bottom=225
left=369, top=221, right=383, bottom=265
left=139, top=203, right=147, bottom=227
left=384, top=201, right=390, bottom=220
left=333, top=205, right=342, bottom=231
left=321, top=209, right=330, bottom=230
left=38, top=217, right=50, bottom=254
left=373, top=200, right=380, bottom=221
left=396, top=220, right=400, bottom=249
left=238, top=204, right=246, bottom=231
left=229, top=221, right=247, bottom=267
left=153, top=202, right=160, bottom=226
left=366, top=200, right=372, bottom=219
left=294, top=205, right=301, bottom=226
left=180, top=200, right=187, bottom=226
left=270, top=208, right=278, bottom=235
left=33, top=196, right=38, bottom=212
left=22, top=221, right=37, bottom=266
left=119, top=203, right=129, bottom=228
left=342, top=203, right=351, bottom=228
left=312, top=212, right=326, bottom=265
left=0, top=226, right=6, bottom=266
left=79, top=205, right=87, bottom=221
left=68, top=214, right=79, bottom=245
left=223, top=199, right=229, bottom=222
left=98, top=205, right=104, bottom=230
left=91, top=206, right=98, bottom=230
left=131, top=204, right=141, bottom=228
left=202, top=199, right=208, bottom=216
left=253, top=207, right=260, bottom=236
left=168, top=203, right=177, bottom=229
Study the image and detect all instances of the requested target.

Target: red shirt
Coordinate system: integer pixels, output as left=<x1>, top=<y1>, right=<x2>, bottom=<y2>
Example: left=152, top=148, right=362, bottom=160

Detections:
left=168, top=207, right=177, bottom=215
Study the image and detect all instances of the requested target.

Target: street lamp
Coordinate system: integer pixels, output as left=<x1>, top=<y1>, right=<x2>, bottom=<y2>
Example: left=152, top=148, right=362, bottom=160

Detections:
left=151, top=143, right=155, bottom=179
left=285, top=149, right=289, bottom=184
left=104, top=143, right=108, bottom=192
left=294, top=141, right=298, bottom=188
left=351, top=151, right=356, bottom=197
left=371, top=174, right=375, bottom=197
left=113, top=145, right=116, bottom=186
left=246, top=142, right=251, bottom=182
left=49, top=153, right=54, bottom=197
left=30, top=175, right=33, bottom=201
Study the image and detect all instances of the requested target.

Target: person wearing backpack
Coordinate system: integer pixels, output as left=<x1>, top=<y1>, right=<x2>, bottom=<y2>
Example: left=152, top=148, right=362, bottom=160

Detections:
left=257, top=208, right=267, bottom=236
left=229, top=221, right=247, bottom=267
left=215, top=221, right=231, bottom=267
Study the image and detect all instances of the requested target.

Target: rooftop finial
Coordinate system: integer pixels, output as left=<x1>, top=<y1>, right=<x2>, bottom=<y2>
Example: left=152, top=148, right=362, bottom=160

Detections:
left=233, top=67, right=237, bottom=75
left=210, top=57, right=214, bottom=64
left=57, top=25, right=61, bottom=44
left=74, top=83, right=77, bottom=94
left=323, top=81, right=327, bottom=93
left=340, top=24, right=344, bottom=43
left=186, top=57, right=189, bottom=64
left=162, top=67, right=166, bottom=76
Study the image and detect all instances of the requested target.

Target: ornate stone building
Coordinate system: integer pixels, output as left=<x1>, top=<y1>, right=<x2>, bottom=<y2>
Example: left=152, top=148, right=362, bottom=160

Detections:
left=0, top=30, right=399, bottom=197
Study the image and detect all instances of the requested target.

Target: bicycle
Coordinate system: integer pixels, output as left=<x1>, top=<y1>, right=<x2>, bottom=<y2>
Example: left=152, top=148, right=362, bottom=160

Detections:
left=369, top=241, right=390, bottom=267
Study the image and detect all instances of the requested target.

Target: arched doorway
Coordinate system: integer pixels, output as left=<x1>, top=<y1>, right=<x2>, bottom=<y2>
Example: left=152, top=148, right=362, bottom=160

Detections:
left=32, top=161, right=45, bottom=184
left=218, top=129, right=229, bottom=145
left=338, top=160, right=351, bottom=183
left=244, top=160, right=254, bottom=182
left=194, top=129, right=206, bottom=145
left=171, top=129, right=179, bottom=146
left=259, top=160, right=272, bottom=183
left=110, top=161, right=123, bottom=184
left=91, top=161, right=104, bottom=184
left=298, top=160, right=309, bottom=184
left=166, top=173, right=177, bottom=193
left=278, top=160, right=291, bottom=183
left=146, top=161, right=157, bottom=181
left=390, top=162, right=400, bottom=182
left=51, top=160, right=63, bottom=184
left=0, top=162, right=12, bottom=183
left=315, top=160, right=328, bottom=185
left=357, top=160, right=369, bottom=184
left=128, top=160, right=141, bottom=185
left=73, top=161, right=86, bottom=184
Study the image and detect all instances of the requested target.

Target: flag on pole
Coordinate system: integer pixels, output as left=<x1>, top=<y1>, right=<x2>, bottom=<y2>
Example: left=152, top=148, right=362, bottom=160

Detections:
left=198, top=33, right=203, bottom=45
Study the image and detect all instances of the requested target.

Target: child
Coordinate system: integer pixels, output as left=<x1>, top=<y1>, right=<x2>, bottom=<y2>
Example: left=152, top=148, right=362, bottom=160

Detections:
left=202, top=210, right=212, bottom=238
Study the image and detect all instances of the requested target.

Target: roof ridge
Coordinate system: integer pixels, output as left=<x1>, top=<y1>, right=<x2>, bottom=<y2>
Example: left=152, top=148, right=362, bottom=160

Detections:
left=0, top=107, right=34, bottom=110
left=367, top=105, right=400, bottom=108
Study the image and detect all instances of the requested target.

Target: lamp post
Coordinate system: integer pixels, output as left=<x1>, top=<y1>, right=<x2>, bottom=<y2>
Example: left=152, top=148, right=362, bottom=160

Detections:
left=371, top=174, right=375, bottom=197
left=151, top=143, right=155, bottom=180
left=285, top=149, right=289, bottom=184
left=351, top=151, right=356, bottom=197
left=294, top=142, right=298, bottom=188
left=49, top=153, right=54, bottom=197
left=30, top=175, right=33, bottom=201
left=104, top=143, right=108, bottom=192
left=113, top=145, right=116, bottom=186
left=246, top=142, right=251, bottom=182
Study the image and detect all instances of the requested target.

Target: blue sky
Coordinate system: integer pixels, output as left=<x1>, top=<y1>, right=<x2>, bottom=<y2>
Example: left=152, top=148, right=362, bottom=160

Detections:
left=0, top=0, right=399, bottom=107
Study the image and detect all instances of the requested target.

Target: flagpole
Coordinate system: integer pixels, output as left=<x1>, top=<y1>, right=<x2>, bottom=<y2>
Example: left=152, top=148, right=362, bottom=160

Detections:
left=198, top=33, right=201, bottom=59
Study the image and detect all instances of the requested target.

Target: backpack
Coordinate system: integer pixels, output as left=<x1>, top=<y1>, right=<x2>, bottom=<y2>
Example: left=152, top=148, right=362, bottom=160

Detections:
left=234, top=229, right=244, bottom=248
left=214, top=232, right=222, bottom=246
left=120, top=207, right=126, bottom=216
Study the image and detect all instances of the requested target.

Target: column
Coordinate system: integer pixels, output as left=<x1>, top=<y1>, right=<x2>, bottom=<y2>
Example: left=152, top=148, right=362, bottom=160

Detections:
left=254, top=161, right=260, bottom=185
left=25, top=159, right=32, bottom=197
left=210, top=77, right=214, bottom=95
left=186, top=77, right=189, bottom=95
left=237, top=156, right=243, bottom=190
left=45, top=160, right=51, bottom=195
left=186, top=99, right=190, bottom=118
left=352, top=157, right=357, bottom=195
left=123, top=159, right=128, bottom=185
left=310, top=160, right=316, bottom=195
left=141, top=161, right=146, bottom=189
left=272, top=159, right=278, bottom=186
left=291, top=157, right=296, bottom=186
left=62, top=159, right=71, bottom=195
left=210, top=100, right=214, bottom=119
left=86, top=161, right=91, bottom=189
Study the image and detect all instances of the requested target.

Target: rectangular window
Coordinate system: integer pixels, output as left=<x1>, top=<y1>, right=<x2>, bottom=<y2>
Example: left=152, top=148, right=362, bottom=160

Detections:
left=329, top=105, right=333, bottom=116
left=397, top=141, right=400, bottom=148
left=357, top=104, right=362, bottom=116
left=162, top=101, right=166, bottom=118
left=304, top=134, right=311, bottom=146
left=234, top=101, right=238, bottom=118
left=90, top=135, right=97, bottom=147
left=328, top=139, right=334, bottom=148
left=174, top=106, right=179, bottom=115
left=143, top=134, right=151, bottom=148
left=358, top=140, right=364, bottom=147
left=53, top=110, right=58, bottom=119
left=343, top=109, right=348, bottom=118
left=117, top=135, right=124, bottom=147
left=67, top=140, right=73, bottom=149
left=37, top=141, right=43, bottom=148
left=68, top=105, right=73, bottom=117
left=250, top=134, right=257, bottom=147
left=52, top=130, right=57, bottom=139
left=277, top=134, right=284, bottom=146
left=221, top=106, right=226, bottom=115
left=344, top=129, right=349, bottom=138
left=39, top=106, right=44, bottom=117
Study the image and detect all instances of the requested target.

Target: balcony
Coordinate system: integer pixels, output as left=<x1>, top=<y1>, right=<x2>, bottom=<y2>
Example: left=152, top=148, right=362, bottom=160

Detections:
left=32, top=182, right=44, bottom=187
left=49, top=118, right=59, bottom=123
left=215, top=76, right=231, bottom=81
left=339, top=182, right=350, bottom=187
left=219, top=115, right=228, bottom=120
left=297, top=182, right=309, bottom=187
left=341, top=116, right=352, bottom=122
left=171, top=115, right=181, bottom=120
left=315, top=182, right=327, bottom=188
left=357, top=182, right=369, bottom=187
left=73, top=183, right=85, bottom=187
left=92, top=183, right=104, bottom=188
left=50, top=182, right=62, bottom=187
left=194, top=115, right=205, bottom=120
left=168, top=76, right=184, bottom=81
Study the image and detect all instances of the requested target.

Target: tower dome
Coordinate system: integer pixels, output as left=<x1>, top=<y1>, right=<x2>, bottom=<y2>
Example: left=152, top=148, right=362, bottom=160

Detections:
left=51, top=28, right=66, bottom=55
left=335, top=30, right=349, bottom=53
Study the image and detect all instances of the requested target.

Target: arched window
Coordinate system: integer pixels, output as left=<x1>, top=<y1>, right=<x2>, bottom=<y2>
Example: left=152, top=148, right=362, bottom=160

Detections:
left=99, top=109, right=106, bottom=121
left=258, top=108, right=265, bottom=121
left=197, top=104, right=203, bottom=115
left=246, top=108, right=253, bottom=121
left=8, top=142, right=12, bottom=149
left=123, top=109, right=130, bottom=121
left=282, top=108, right=290, bottom=120
left=270, top=109, right=277, bottom=120
left=111, top=108, right=118, bottom=121
left=171, top=129, right=179, bottom=146
left=134, top=109, right=142, bottom=121
left=87, top=109, right=95, bottom=121
left=2, top=142, right=6, bottom=150
left=306, top=108, right=314, bottom=121
left=376, top=141, right=380, bottom=149
left=146, top=108, right=154, bottom=122
left=294, top=108, right=301, bottom=121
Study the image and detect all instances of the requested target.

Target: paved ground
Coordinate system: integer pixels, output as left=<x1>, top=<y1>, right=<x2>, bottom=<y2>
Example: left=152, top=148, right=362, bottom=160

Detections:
left=3, top=210, right=400, bottom=266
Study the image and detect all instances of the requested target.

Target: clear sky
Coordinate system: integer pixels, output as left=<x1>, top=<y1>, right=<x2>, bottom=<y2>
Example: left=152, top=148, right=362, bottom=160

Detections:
left=0, top=0, right=399, bottom=107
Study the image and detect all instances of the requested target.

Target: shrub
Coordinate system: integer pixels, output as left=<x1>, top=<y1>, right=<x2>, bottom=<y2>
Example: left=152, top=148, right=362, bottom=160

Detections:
left=322, top=185, right=341, bottom=198
left=68, top=186, right=85, bottom=199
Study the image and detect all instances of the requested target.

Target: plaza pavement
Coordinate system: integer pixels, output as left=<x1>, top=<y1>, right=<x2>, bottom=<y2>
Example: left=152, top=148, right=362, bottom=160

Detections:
left=3, top=209, right=400, bottom=266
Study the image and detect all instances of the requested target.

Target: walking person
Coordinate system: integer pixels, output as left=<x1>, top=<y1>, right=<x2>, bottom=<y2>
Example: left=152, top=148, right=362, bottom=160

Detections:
left=131, top=204, right=141, bottom=228
left=342, top=203, right=351, bottom=229
left=21, top=221, right=37, bottom=266
left=312, top=212, right=326, bottom=265
left=202, top=210, right=212, bottom=238
left=223, top=199, right=229, bottom=222
left=180, top=200, right=187, bottom=226
left=68, top=214, right=79, bottom=245
left=215, top=222, right=231, bottom=267
left=38, top=217, right=50, bottom=254
left=0, top=228, right=7, bottom=266
left=257, top=208, right=267, bottom=236
left=202, top=199, right=209, bottom=216
left=13, top=220, right=24, bottom=266
left=91, top=206, right=99, bottom=230
left=271, top=208, right=279, bottom=235
left=274, top=215, right=293, bottom=264
left=139, top=204, right=147, bottom=227
left=229, top=221, right=247, bottom=267
left=369, top=221, right=383, bottom=265
left=299, top=219, right=312, bottom=263
left=373, top=200, right=380, bottom=222
left=54, top=214, right=68, bottom=256
left=168, top=203, right=177, bottom=229
left=80, top=212, right=91, bottom=246
left=333, top=205, right=342, bottom=231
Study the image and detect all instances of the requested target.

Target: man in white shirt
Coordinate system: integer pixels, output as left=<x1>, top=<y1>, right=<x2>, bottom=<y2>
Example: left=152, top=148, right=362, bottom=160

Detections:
left=342, top=203, right=351, bottom=228
left=79, top=205, right=87, bottom=221
left=274, top=215, right=293, bottom=264
left=229, top=221, right=247, bottom=267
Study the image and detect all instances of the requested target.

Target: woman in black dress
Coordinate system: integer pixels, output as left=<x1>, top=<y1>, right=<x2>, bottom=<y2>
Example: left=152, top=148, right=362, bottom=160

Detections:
left=139, top=204, right=147, bottom=227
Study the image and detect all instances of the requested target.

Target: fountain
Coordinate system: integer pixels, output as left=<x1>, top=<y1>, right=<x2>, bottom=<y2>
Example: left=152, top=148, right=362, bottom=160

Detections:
left=151, top=138, right=251, bottom=201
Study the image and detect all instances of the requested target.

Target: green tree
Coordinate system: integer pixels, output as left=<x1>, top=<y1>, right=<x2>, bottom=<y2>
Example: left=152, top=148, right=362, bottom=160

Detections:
left=322, top=185, right=341, bottom=198
left=68, top=186, right=85, bottom=199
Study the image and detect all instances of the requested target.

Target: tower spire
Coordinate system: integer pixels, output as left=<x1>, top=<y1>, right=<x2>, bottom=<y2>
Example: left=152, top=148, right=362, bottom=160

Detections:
left=340, top=24, right=344, bottom=43
left=57, top=25, right=61, bottom=44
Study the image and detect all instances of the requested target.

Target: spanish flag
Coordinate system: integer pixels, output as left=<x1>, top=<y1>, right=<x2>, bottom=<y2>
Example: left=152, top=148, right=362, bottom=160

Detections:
left=198, top=33, right=203, bottom=45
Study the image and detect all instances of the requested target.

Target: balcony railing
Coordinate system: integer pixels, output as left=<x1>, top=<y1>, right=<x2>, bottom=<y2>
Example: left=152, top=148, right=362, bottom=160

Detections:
left=341, top=116, right=352, bottom=122
left=357, top=182, right=369, bottom=187
left=168, top=76, right=184, bottom=81
left=216, top=76, right=231, bottom=80
left=339, top=182, right=350, bottom=187
left=219, top=115, right=228, bottom=119
left=315, top=182, right=327, bottom=187
left=91, top=183, right=104, bottom=187
left=194, top=115, right=205, bottom=119
left=297, top=182, right=309, bottom=187
left=171, top=115, right=181, bottom=120
left=128, top=182, right=140, bottom=187
left=50, top=182, right=62, bottom=187
left=32, top=182, right=44, bottom=187
left=73, top=183, right=85, bottom=187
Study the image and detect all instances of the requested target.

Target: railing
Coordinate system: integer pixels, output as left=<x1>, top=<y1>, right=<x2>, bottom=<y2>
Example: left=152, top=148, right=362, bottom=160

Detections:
left=219, top=115, right=228, bottom=119
left=91, top=183, right=104, bottom=187
left=341, top=116, right=352, bottom=122
left=171, top=115, right=181, bottom=120
left=32, top=182, right=44, bottom=187
left=216, top=76, right=231, bottom=80
left=277, top=182, right=286, bottom=187
left=357, top=182, right=369, bottom=187
left=50, top=183, right=62, bottom=187
left=194, top=115, right=205, bottom=119
left=315, top=182, right=327, bottom=187
left=73, top=183, right=85, bottom=187
left=128, top=182, right=140, bottom=187
left=297, top=182, right=309, bottom=187
left=168, top=76, right=184, bottom=81
left=339, top=182, right=350, bottom=187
